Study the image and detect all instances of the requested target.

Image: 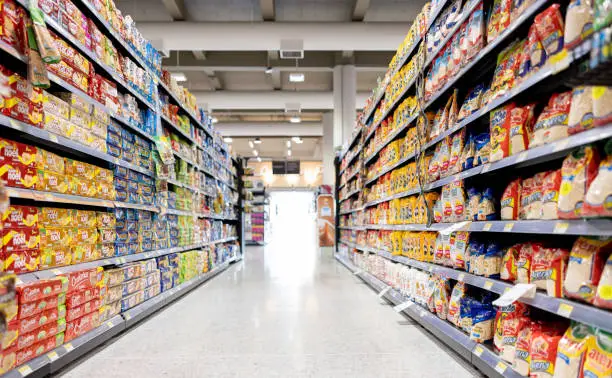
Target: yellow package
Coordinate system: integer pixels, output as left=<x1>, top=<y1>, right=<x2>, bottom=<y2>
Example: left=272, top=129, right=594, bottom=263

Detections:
left=65, top=158, right=96, bottom=180
left=70, top=177, right=98, bottom=198
left=73, top=227, right=98, bottom=246
left=73, top=210, right=97, bottom=228
left=39, top=248, right=72, bottom=269
left=583, top=329, right=612, bottom=378
left=72, top=244, right=99, bottom=264
left=89, top=118, right=107, bottom=138
left=95, top=167, right=113, bottom=184
left=37, top=170, right=70, bottom=194
left=89, top=137, right=107, bottom=153
left=37, top=149, right=65, bottom=174
left=91, top=106, right=110, bottom=124
left=391, top=232, right=402, bottom=256
left=39, top=227, right=73, bottom=249
left=40, top=207, right=73, bottom=227
left=43, top=111, right=69, bottom=137
left=96, top=180, right=115, bottom=200
left=69, top=107, right=91, bottom=130
left=96, top=212, right=115, bottom=228
left=43, top=91, right=70, bottom=120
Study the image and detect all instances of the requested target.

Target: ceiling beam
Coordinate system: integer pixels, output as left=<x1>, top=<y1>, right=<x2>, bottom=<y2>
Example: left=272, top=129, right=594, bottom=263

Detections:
left=161, top=0, right=186, bottom=21
left=216, top=122, right=323, bottom=137
left=192, top=51, right=207, bottom=60
left=195, top=91, right=369, bottom=110
left=352, top=0, right=371, bottom=21
left=138, top=22, right=408, bottom=51
left=165, top=65, right=386, bottom=72
left=260, top=0, right=275, bottom=21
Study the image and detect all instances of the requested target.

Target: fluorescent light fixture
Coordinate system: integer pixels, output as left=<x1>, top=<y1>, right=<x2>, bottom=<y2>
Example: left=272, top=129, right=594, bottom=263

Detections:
left=289, top=116, right=301, bottom=123
left=211, top=117, right=218, bottom=124
left=289, top=73, right=305, bottom=82
left=286, top=140, right=291, bottom=148
left=257, top=156, right=262, bottom=162
left=287, top=149, right=292, bottom=156
left=253, top=149, right=258, bottom=156
left=223, top=137, right=233, bottom=143
left=171, top=72, right=187, bottom=82
left=265, top=66, right=274, bottom=74
left=249, top=141, right=254, bottom=148
left=292, top=136, right=303, bottom=144
left=253, top=138, right=262, bottom=144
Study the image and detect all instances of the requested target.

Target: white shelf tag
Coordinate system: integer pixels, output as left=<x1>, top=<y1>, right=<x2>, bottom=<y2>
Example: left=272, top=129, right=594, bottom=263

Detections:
left=492, top=283, right=537, bottom=307
left=553, top=222, right=570, bottom=234
left=474, top=346, right=484, bottom=357
left=484, top=281, right=494, bottom=290
left=47, top=351, right=59, bottom=361
left=378, top=286, right=391, bottom=298
left=18, top=365, right=33, bottom=376
left=393, top=301, right=413, bottom=312
left=495, top=362, right=507, bottom=374
left=503, top=222, right=514, bottom=232
left=557, top=303, right=574, bottom=318
left=482, top=223, right=493, bottom=231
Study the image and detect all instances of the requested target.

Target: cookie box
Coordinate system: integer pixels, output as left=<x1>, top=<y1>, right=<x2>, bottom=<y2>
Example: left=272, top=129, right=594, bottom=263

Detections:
left=0, top=138, right=38, bottom=168
left=73, top=227, right=98, bottom=245
left=104, top=269, right=125, bottom=288
left=37, top=170, right=70, bottom=194
left=37, top=149, right=65, bottom=174
left=114, top=242, right=128, bottom=256
left=40, top=207, right=72, bottom=227
left=65, top=158, right=96, bottom=180
left=18, top=306, right=64, bottom=334
left=120, top=290, right=144, bottom=312
left=39, top=227, right=72, bottom=250
left=50, top=31, right=91, bottom=75
left=144, top=283, right=160, bottom=301
left=43, top=111, right=70, bottom=138
left=98, top=228, right=116, bottom=244
left=16, top=332, right=64, bottom=366
left=42, top=91, right=70, bottom=120
left=65, top=310, right=99, bottom=342
left=39, top=247, right=72, bottom=269
left=97, top=180, right=115, bottom=200
left=2, top=205, right=38, bottom=229
left=63, top=268, right=103, bottom=293
left=66, top=286, right=100, bottom=309
left=2, top=69, right=43, bottom=104
left=104, top=285, right=123, bottom=305
left=18, top=292, right=65, bottom=319
left=49, top=60, right=89, bottom=93
left=17, top=277, right=68, bottom=304
left=121, top=277, right=145, bottom=297
left=69, top=106, right=91, bottom=129
left=2, top=319, right=17, bottom=349
left=91, top=106, right=109, bottom=124
left=95, top=167, right=113, bottom=183
left=0, top=347, right=16, bottom=375
left=70, top=177, right=97, bottom=198
left=89, top=117, right=107, bottom=139
left=99, top=243, right=115, bottom=258
left=96, top=212, right=115, bottom=228
left=17, top=318, right=64, bottom=350
left=71, top=243, right=99, bottom=264
left=66, top=298, right=101, bottom=322
left=1, top=227, right=40, bottom=251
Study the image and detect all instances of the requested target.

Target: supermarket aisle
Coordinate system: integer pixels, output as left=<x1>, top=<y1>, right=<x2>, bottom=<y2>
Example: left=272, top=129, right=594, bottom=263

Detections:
left=60, top=234, right=481, bottom=377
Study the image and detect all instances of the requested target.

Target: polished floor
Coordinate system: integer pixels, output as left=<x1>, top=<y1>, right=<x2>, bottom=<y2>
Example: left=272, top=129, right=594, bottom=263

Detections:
left=60, top=199, right=481, bottom=377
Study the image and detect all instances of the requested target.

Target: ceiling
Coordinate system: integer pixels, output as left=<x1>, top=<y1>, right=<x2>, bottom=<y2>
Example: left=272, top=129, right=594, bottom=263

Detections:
left=228, top=137, right=322, bottom=160
left=116, top=0, right=426, bottom=158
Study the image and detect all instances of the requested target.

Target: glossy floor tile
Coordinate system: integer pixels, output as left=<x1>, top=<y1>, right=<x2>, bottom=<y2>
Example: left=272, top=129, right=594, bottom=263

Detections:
left=59, top=208, right=482, bottom=378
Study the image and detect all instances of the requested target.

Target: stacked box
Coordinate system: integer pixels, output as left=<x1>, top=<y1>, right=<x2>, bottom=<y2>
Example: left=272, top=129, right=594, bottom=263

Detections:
left=63, top=268, right=104, bottom=342
left=1, top=205, right=40, bottom=273
left=179, top=251, right=198, bottom=284
left=0, top=137, right=39, bottom=191
left=156, top=254, right=179, bottom=292
left=114, top=209, right=154, bottom=256
left=113, top=165, right=154, bottom=205
left=152, top=214, right=169, bottom=250
left=0, top=67, right=44, bottom=128
left=0, top=274, right=17, bottom=375
left=14, top=277, right=69, bottom=367
left=103, top=259, right=159, bottom=315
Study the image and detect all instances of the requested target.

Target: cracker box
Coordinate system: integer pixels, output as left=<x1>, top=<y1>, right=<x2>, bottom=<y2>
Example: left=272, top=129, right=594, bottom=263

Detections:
left=70, top=177, right=97, bottom=198
left=96, top=180, right=115, bottom=200
left=5, top=71, right=43, bottom=104
left=89, top=136, right=107, bottom=153
left=2, top=205, right=38, bottom=229
left=65, top=310, right=99, bottom=342
left=0, top=162, right=38, bottom=189
left=66, top=297, right=100, bottom=321
left=17, top=319, right=62, bottom=350
left=73, top=210, right=97, bottom=228
left=37, top=170, right=70, bottom=194
left=99, top=243, right=115, bottom=258
left=104, top=269, right=124, bottom=288
left=120, top=290, right=144, bottom=312
left=40, top=207, right=72, bottom=227
left=17, top=306, right=63, bottom=334
left=89, top=117, right=107, bottom=138
left=1, top=227, right=40, bottom=251
left=39, top=0, right=59, bottom=19
left=39, top=248, right=72, bottom=269
left=73, top=227, right=98, bottom=245
left=43, top=91, right=70, bottom=119
left=0, top=346, right=16, bottom=375
left=96, top=212, right=115, bottom=228
left=18, top=292, right=65, bottom=319
left=0, top=0, right=22, bottom=47
left=50, top=31, right=91, bottom=75
left=43, top=111, right=70, bottom=137
left=37, top=149, right=65, bottom=174
left=91, top=106, right=110, bottom=124
left=63, top=268, right=102, bottom=293
left=98, top=228, right=116, bottom=244
left=39, top=227, right=72, bottom=249
left=2, top=249, right=39, bottom=273
left=0, top=138, right=38, bottom=168
left=72, top=243, right=99, bottom=264
left=104, top=285, right=123, bottom=305
left=16, top=277, right=68, bottom=303
left=1, top=97, right=44, bottom=127
left=66, top=286, right=100, bottom=309
left=69, top=106, right=91, bottom=130
left=65, top=158, right=96, bottom=181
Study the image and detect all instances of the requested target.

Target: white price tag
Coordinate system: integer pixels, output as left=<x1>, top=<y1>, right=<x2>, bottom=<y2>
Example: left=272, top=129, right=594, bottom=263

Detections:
left=484, top=281, right=494, bottom=290
left=553, top=222, right=570, bottom=234
left=492, top=283, right=537, bottom=307
left=457, top=273, right=465, bottom=282
left=18, top=365, right=33, bottom=376
left=495, top=362, right=508, bottom=374
left=393, top=301, right=414, bottom=312
left=557, top=303, right=574, bottom=318
left=481, top=164, right=491, bottom=173
left=378, top=286, right=391, bottom=298
left=64, top=343, right=74, bottom=352
left=516, top=151, right=528, bottom=163
left=47, top=351, right=59, bottom=361
left=49, top=134, right=58, bottom=143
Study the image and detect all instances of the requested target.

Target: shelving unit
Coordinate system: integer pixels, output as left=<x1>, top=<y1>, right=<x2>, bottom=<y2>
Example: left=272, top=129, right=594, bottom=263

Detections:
left=0, top=0, right=244, bottom=375
left=335, top=1, right=612, bottom=377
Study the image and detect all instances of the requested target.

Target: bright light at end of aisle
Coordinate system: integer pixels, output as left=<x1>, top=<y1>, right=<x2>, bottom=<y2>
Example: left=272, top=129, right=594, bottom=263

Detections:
left=289, top=73, right=305, bottom=82
left=249, top=141, right=254, bottom=148
left=254, top=138, right=262, bottom=144
left=223, top=137, right=233, bottom=143
left=286, top=140, right=291, bottom=148
left=257, top=156, right=262, bottom=162
left=287, top=149, right=292, bottom=157
left=170, top=72, right=187, bottom=82
left=212, top=117, right=218, bottom=123
left=289, top=116, right=301, bottom=123
left=285, top=174, right=299, bottom=185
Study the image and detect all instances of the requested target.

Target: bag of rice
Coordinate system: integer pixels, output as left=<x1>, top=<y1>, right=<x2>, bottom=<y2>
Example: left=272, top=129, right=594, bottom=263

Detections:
left=563, top=236, right=612, bottom=303
left=558, top=145, right=601, bottom=219
left=531, top=247, right=570, bottom=297
left=470, top=301, right=496, bottom=342
left=582, top=328, right=612, bottom=378
left=553, top=322, right=592, bottom=378
left=534, top=4, right=566, bottom=56
left=532, top=92, right=572, bottom=148
left=509, top=103, right=536, bottom=155
left=517, top=242, right=541, bottom=283
left=594, top=254, right=612, bottom=309
left=564, top=0, right=594, bottom=49
left=527, top=172, right=547, bottom=220
left=447, top=282, right=466, bottom=326
left=584, top=139, right=612, bottom=217
left=527, top=24, right=548, bottom=74
left=530, top=331, right=563, bottom=378
left=514, top=322, right=540, bottom=375
left=494, top=302, right=530, bottom=359
left=501, top=244, right=521, bottom=282
left=568, top=86, right=595, bottom=135
left=490, top=104, right=514, bottom=162
left=542, top=169, right=562, bottom=219
left=501, top=178, right=522, bottom=220
left=592, top=86, right=612, bottom=126
left=460, top=297, right=475, bottom=333
left=477, top=188, right=497, bottom=221
left=483, top=242, right=503, bottom=277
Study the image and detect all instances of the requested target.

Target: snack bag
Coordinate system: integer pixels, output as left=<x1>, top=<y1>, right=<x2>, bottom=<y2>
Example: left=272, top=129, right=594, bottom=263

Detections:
left=434, top=277, right=450, bottom=320
left=532, top=92, right=572, bottom=148
left=530, top=331, right=563, bottom=378
left=534, top=4, right=565, bottom=56
left=494, top=302, right=529, bottom=358
left=474, top=133, right=490, bottom=166
left=594, top=254, right=612, bottom=309
left=488, top=0, right=513, bottom=42
left=490, top=104, right=513, bottom=162
left=528, top=172, right=546, bottom=220
left=450, top=231, right=469, bottom=269
left=531, top=247, right=570, bottom=297
left=448, top=129, right=465, bottom=175
left=564, top=0, right=594, bottom=49
left=584, top=139, right=612, bottom=217
left=582, top=329, right=612, bottom=378
left=554, top=322, right=592, bottom=378
left=477, top=188, right=496, bottom=221
left=501, top=178, right=521, bottom=220
left=564, top=236, right=612, bottom=303
left=447, top=282, right=465, bottom=326
left=457, top=84, right=485, bottom=122
left=542, top=170, right=562, bottom=220
left=470, top=301, right=496, bottom=342
left=501, top=244, right=521, bottom=282
left=568, top=86, right=595, bottom=135
left=558, top=145, right=601, bottom=219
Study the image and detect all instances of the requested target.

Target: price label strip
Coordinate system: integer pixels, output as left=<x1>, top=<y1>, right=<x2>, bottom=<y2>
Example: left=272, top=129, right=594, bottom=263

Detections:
left=378, top=286, right=391, bottom=298
left=393, top=301, right=414, bottom=312
left=47, top=351, right=59, bottom=362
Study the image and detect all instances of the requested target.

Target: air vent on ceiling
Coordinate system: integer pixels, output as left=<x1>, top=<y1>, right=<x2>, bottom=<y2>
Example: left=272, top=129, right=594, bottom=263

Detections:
left=280, top=39, right=304, bottom=60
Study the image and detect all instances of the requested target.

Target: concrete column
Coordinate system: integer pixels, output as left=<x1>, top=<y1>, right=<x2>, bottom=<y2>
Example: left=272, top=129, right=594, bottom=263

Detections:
left=332, top=65, right=357, bottom=147
left=322, top=112, right=335, bottom=186
left=332, top=66, right=344, bottom=148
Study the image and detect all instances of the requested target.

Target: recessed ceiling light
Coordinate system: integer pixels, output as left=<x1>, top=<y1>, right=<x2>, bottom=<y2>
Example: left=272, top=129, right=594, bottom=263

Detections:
left=287, top=149, right=292, bottom=156
left=286, top=140, right=291, bottom=148
left=171, top=72, right=187, bottom=82
left=249, top=141, right=254, bottom=148
left=292, top=136, right=303, bottom=144
left=289, top=73, right=305, bottom=82
left=223, top=137, right=233, bottom=143
left=265, top=66, right=274, bottom=74
left=211, top=117, right=218, bottom=123
left=253, top=149, right=258, bottom=156
left=289, top=116, right=301, bottom=123
left=253, top=138, right=262, bottom=144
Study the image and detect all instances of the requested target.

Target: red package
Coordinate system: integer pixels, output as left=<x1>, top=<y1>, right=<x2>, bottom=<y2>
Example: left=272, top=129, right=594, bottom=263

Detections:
left=18, top=307, right=60, bottom=334
left=558, top=146, right=600, bottom=219
left=17, top=277, right=68, bottom=304
left=39, top=0, right=59, bottom=20
left=1, top=96, right=44, bottom=127
left=516, top=242, right=542, bottom=283
left=66, top=298, right=100, bottom=321
left=0, top=161, right=38, bottom=189
left=2, top=205, right=39, bottom=229
left=0, top=346, right=16, bottom=375
left=15, top=344, right=35, bottom=367
left=50, top=31, right=91, bottom=75
left=519, top=177, right=533, bottom=220
left=490, top=104, right=514, bottom=162
left=47, top=60, right=89, bottom=93
left=501, top=244, right=521, bottom=282
left=66, top=286, right=100, bottom=309
left=0, top=138, right=38, bottom=168
left=531, top=247, right=569, bottom=296
left=533, top=4, right=565, bottom=57
left=2, top=319, right=18, bottom=349
left=526, top=25, right=547, bottom=74
left=1, top=227, right=40, bottom=252
left=18, top=293, right=63, bottom=319
left=0, top=0, right=22, bottom=48
left=17, top=320, right=61, bottom=350
left=65, top=310, right=99, bottom=342
left=529, top=331, right=562, bottom=377
left=542, top=169, right=562, bottom=219
left=494, top=302, right=529, bottom=353
left=501, top=178, right=521, bottom=220
left=3, top=70, right=44, bottom=104
left=3, top=249, right=40, bottom=273
left=63, top=268, right=102, bottom=293
left=509, top=104, right=536, bottom=154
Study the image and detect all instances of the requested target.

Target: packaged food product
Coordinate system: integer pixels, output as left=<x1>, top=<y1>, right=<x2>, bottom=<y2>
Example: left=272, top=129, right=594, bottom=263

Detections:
left=0, top=138, right=38, bottom=168
left=534, top=4, right=565, bottom=56
left=554, top=322, right=592, bottom=378
left=517, top=242, right=540, bottom=283
left=558, top=145, right=600, bottom=219
left=477, top=188, right=497, bottom=221
left=532, top=92, right=572, bottom=148
left=450, top=231, right=469, bottom=269
left=56, top=92, right=91, bottom=114
left=16, top=277, right=67, bottom=303
left=488, top=0, right=513, bottom=42
left=65, top=310, right=99, bottom=342
left=63, top=268, right=102, bottom=293
left=490, top=42, right=523, bottom=100
left=38, top=170, right=70, bottom=194
left=494, top=302, right=529, bottom=358
left=1, top=227, right=40, bottom=251
left=39, top=227, right=72, bottom=249
left=532, top=247, right=570, bottom=297
left=568, top=86, right=595, bottom=135
left=564, top=236, right=612, bottom=303
left=592, top=86, right=612, bottom=126
left=509, top=104, right=536, bottom=154
left=501, top=179, right=521, bottom=220
left=490, top=104, right=513, bottom=162
left=448, top=130, right=465, bottom=175
left=37, top=149, right=65, bottom=174
left=470, top=301, right=495, bottom=342
left=474, top=133, right=490, bottom=166
left=594, top=254, right=612, bottom=309
left=542, top=170, right=562, bottom=220
left=530, top=331, right=563, bottom=378
left=584, top=140, right=612, bottom=217
left=465, top=187, right=481, bottom=221
left=564, top=0, right=594, bottom=49
left=466, top=3, right=485, bottom=60
left=514, top=322, right=539, bottom=375
left=447, top=282, right=465, bottom=326
left=69, top=106, right=91, bottom=130
left=433, top=277, right=450, bottom=320
left=457, top=84, right=485, bottom=121
left=17, top=307, right=62, bottom=334
left=2, top=205, right=38, bottom=228
left=527, top=172, right=546, bottom=220
left=42, top=91, right=70, bottom=120
left=501, top=244, right=521, bottom=282
left=17, top=294, right=64, bottom=319
left=582, top=328, right=612, bottom=377
left=527, top=24, right=548, bottom=73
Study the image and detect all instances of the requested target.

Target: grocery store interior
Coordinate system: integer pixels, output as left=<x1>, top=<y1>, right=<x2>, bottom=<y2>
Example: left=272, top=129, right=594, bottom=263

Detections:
left=0, top=0, right=611, bottom=377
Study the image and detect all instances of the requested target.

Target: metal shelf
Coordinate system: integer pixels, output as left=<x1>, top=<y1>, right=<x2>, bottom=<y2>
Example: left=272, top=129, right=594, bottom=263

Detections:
left=338, top=149, right=362, bottom=176
left=339, top=188, right=361, bottom=202
left=338, top=207, right=364, bottom=215
left=365, top=151, right=417, bottom=186
left=338, top=128, right=363, bottom=161
left=338, top=169, right=360, bottom=189
left=338, top=226, right=366, bottom=231
left=364, top=115, right=417, bottom=165
left=335, top=254, right=518, bottom=378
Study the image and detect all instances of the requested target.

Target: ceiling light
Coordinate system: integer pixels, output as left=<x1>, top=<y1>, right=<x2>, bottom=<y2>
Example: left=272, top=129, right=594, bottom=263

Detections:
left=287, top=149, right=292, bottom=156
left=171, top=72, right=187, bottom=82
left=211, top=117, right=218, bottom=124
left=289, top=116, right=301, bottom=123
left=223, top=137, right=233, bottom=143
left=265, top=66, right=274, bottom=74
left=249, top=141, right=254, bottom=148
left=292, top=136, right=303, bottom=144
left=253, top=149, right=258, bottom=156
left=257, top=156, right=262, bottom=162
left=254, top=138, right=262, bottom=144
left=286, top=140, right=291, bottom=148
left=289, top=73, right=305, bottom=82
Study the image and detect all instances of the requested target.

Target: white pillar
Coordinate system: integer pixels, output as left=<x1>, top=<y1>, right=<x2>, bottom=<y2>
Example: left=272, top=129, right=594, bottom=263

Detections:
left=341, top=65, right=356, bottom=144
left=333, top=66, right=343, bottom=148
left=322, top=112, right=335, bottom=186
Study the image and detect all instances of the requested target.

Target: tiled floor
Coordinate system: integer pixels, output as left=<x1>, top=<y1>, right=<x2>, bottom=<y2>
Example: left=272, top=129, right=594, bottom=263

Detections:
left=59, top=218, right=482, bottom=377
